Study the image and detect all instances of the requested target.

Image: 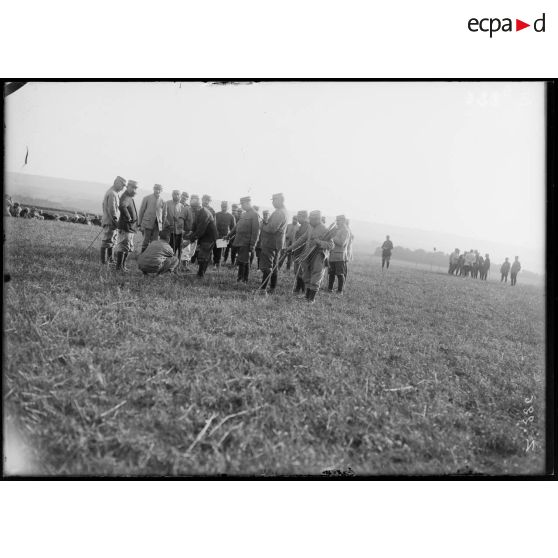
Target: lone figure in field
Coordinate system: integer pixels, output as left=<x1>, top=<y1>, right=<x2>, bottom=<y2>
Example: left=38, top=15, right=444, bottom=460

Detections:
left=138, top=184, right=166, bottom=253
left=115, top=180, right=139, bottom=271
left=500, top=257, right=511, bottom=283
left=137, top=228, right=179, bottom=276
left=101, top=175, right=126, bottom=264
left=259, top=193, right=288, bottom=294
left=226, top=196, right=260, bottom=283
left=381, top=235, right=393, bottom=270
left=510, top=256, right=521, bottom=286
left=327, top=215, right=350, bottom=295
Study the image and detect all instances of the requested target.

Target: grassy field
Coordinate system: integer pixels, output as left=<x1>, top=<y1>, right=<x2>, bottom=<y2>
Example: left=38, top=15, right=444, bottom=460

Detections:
left=3, top=218, right=546, bottom=476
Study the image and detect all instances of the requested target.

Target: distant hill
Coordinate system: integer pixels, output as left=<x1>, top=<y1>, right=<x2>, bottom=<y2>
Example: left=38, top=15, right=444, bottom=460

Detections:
left=5, top=171, right=544, bottom=276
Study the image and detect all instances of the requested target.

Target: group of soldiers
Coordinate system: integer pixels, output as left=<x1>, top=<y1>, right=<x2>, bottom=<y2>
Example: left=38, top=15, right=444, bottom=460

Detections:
left=448, top=249, right=522, bottom=286
left=100, top=176, right=355, bottom=302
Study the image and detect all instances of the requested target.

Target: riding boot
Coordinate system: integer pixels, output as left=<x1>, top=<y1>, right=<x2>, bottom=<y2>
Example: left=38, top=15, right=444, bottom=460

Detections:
left=243, top=263, right=250, bottom=283
left=327, top=272, right=335, bottom=292
left=269, top=272, right=277, bottom=293
left=115, top=251, right=124, bottom=270
left=121, top=253, right=130, bottom=272
left=305, top=288, right=310, bottom=300
left=337, top=274, right=344, bottom=294
left=107, top=247, right=114, bottom=263
left=100, top=247, right=108, bottom=264
left=197, top=261, right=205, bottom=277
left=307, top=289, right=317, bottom=303
left=237, top=263, right=244, bottom=282
left=293, top=276, right=303, bottom=293
left=260, top=270, right=270, bottom=290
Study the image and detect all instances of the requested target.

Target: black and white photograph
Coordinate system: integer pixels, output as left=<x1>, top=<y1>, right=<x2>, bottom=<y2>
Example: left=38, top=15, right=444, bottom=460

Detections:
left=3, top=80, right=550, bottom=477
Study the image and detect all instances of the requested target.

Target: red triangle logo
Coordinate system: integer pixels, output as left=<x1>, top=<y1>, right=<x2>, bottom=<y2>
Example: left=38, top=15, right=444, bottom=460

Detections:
left=516, top=19, right=530, bottom=31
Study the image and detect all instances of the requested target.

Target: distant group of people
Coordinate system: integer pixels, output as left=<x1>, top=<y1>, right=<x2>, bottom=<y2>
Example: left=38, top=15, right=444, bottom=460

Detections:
left=448, top=249, right=522, bottom=286
left=100, top=177, right=355, bottom=303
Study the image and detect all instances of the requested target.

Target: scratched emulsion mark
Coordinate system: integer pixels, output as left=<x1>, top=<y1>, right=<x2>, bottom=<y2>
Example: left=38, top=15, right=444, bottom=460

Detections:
left=517, top=395, right=537, bottom=454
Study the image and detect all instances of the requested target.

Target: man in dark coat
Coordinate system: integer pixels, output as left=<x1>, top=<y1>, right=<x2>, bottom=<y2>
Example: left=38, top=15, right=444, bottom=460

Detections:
left=510, top=256, right=521, bottom=286
left=101, top=175, right=126, bottom=264
left=500, top=258, right=511, bottom=282
left=214, top=200, right=236, bottom=268
left=381, top=235, right=393, bottom=270
left=480, top=254, right=490, bottom=280
left=115, top=180, right=139, bottom=271
left=227, top=196, right=260, bottom=283
left=259, top=193, right=288, bottom=293
left=186, top=195, right=218, bottom=278
left=292, top=210, right=310, bottom=294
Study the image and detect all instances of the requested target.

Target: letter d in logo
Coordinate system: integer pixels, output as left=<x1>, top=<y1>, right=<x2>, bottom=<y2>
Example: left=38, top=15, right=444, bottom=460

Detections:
left=534, top=13, right=546, bottom=32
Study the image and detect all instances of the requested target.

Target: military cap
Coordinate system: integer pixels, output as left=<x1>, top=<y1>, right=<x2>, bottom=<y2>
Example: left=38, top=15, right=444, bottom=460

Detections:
left=154, top=184, right=163, bottom=190
left=181, top=191, right=189, bottom=198
left=297, top=210, right=308, bottom=218
left=231, top=204, right=239, bottom=209
left=309, top=210, right=321, bottom=219
left=202, top=194, right=212, bottom=202
left=127, top=180, right=138, bottom=187
left=271, top=193, right=284, bottom=200
left=114, top=175, right=126, bottom=186
left=336, top=214, right=346, bottom=220
left=221, top=200, right=228, bottom=206
left=190, top=194, right=200, bottom=202
left=240, top=196, right=251, bottom=203
left=172, top=189, right=181, bottom=195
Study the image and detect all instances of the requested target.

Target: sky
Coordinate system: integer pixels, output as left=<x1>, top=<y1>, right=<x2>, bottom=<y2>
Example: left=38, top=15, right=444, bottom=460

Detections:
left=5, top=81, right=546, bottom=269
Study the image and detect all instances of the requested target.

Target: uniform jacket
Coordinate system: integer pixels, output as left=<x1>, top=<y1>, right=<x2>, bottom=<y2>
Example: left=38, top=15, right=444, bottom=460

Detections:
left=190, top=207, right=218, bottom=244
left=483, top=258, right=491, bottom=271
left=450, top=251, right=460, bottom=264
left=464, top=252, right=476, bottom=266
left=215, top=211, right=236, bottom=237
left=181, top=204, right=194, bottom=234
left=118, top=192, right=139, bottom=233
left=292, top=221, right=310, bottom=258
left=285, top=222, right=300, bottom=246
left=137, top=240, right=175, bottom=273
left=381, top=240, right=393, bottom=254
left=203, top=204, right=216, bottom=218
left=501, top=261, right=511, bottom=274
left=102, top=186, right=121, bottom=226
left=329, top=225, right=350, bottom=262
left=511, top=261, right=521, bottom=273
left=138, top=194, right=166, bottom=230
left=289, top=222, right=334, bottom=257
left=260, top=207, right=288, bottom=250
left=231, top=208, right=260, bottom=250
left=164, top=200, right=184, bottom=234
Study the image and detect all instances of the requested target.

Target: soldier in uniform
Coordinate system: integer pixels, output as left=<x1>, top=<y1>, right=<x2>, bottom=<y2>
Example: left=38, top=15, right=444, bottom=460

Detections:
left=500, top=257, right=511, bottom=282
left=115, top=180, right=139, bottom=271
left=327, top=215, right=350, bottom=294
left=202, top=194, right=216, bottom=218
left=214, top=201, right=236, bottom=268
left=287, top=210, right=334, bottom=303
left=227, top=196, right=260, bottom=283
left=510, top=256, right=521, bottom=286
left=138, top=184, right=166, bottom=253
left=448, top=248, right=460, bottom=275
left=223, top=203, right=239, bottom=265
left=137, top=228, right=179, bottom=276
left=186, top=195, right=218, bottom=278
left=100, top=176, right=126, bottom=264
left=255, top=209, right=269, bottom=271
left=259, top=194, right=288, bottom=293
left=282, top=216, right=300, bottom=271
left=480, top=254, right=490, bottom=280
left=292, top=210, right=309, bottom=294
left=381, top=235, right=393, bottom=270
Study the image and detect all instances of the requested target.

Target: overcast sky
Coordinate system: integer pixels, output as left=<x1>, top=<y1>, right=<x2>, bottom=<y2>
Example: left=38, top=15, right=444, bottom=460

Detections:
left=5, top=81, right=545, bottom=267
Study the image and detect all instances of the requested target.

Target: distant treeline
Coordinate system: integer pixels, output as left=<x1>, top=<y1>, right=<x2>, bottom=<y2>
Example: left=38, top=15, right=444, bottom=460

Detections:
left=373, top=245, right=448, bottom=267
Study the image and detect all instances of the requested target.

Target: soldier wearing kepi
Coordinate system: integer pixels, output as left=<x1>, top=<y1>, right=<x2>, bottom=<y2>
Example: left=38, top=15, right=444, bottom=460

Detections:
left=101, top=176, right=126, bottom=264
left=202, top=194, right=216, bottom=218
left=287, top=210, right=334, bottom=303
left=164, top=189, right=185, bottom=262
left=214, top=200, right=236, bottom=268
left=327, top=215, right=350, bottom=294
left=138, top=184, right=166, bottom=253
left=259, top=193, right=288, bottom=293
left=186, top=194, right=218, bottom=278
left=292, top=210, right=310, bottom=294
left=114, top=179, right=139, bottom=271
left=137, top=228, right=179, bottom=276
left=227, top=196, right=260, bottom=283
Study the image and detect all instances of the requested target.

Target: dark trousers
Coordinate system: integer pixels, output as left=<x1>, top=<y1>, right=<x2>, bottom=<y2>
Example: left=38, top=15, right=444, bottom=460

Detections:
left=213, top=245, right=223, bottom=266
left=169, top=232, right=183, bottom=261
left=501, top=273, right=508, bottom=282
left=510, top=272, right=518, bottom=286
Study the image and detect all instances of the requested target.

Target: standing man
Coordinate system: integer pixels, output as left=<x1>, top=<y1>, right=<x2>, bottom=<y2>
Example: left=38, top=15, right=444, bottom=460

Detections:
left=327, top=215, right=350, bottom=294
left=214, top=201, right=236, bottom=268
left=381, top=235, right=394, bottom=270
left=223, top=203, right=239, bottom=265
left=448, top=248, right=460, bottom=275
left=138, top=184, right=166, bottom=253
left=186, top=195, right=218, bottom=278
left=255, top=209, right=269, bottom=270
left=100, top=175, right=126, bottom=264
left=137, top=229, right=179, bottom=276
left=164, top=189, right=185, bottom=262
left=202, top=194, right=216, bottom=218
left=227, top=196, right=260, bottom=283
left=500, top=257, right=511, bottom=282
left=287, top=210, right=334, bottom=303
left=510, top=256, right=521, bottom=286
left=292, top=210, right=310, bottom=294
left=115, top=180, right=139, bottom=271
left=283, top=216, right=300, bottom=271
left=259, top=194, right=288, bottom=293
left=480, top=254, right=491, bottom=280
